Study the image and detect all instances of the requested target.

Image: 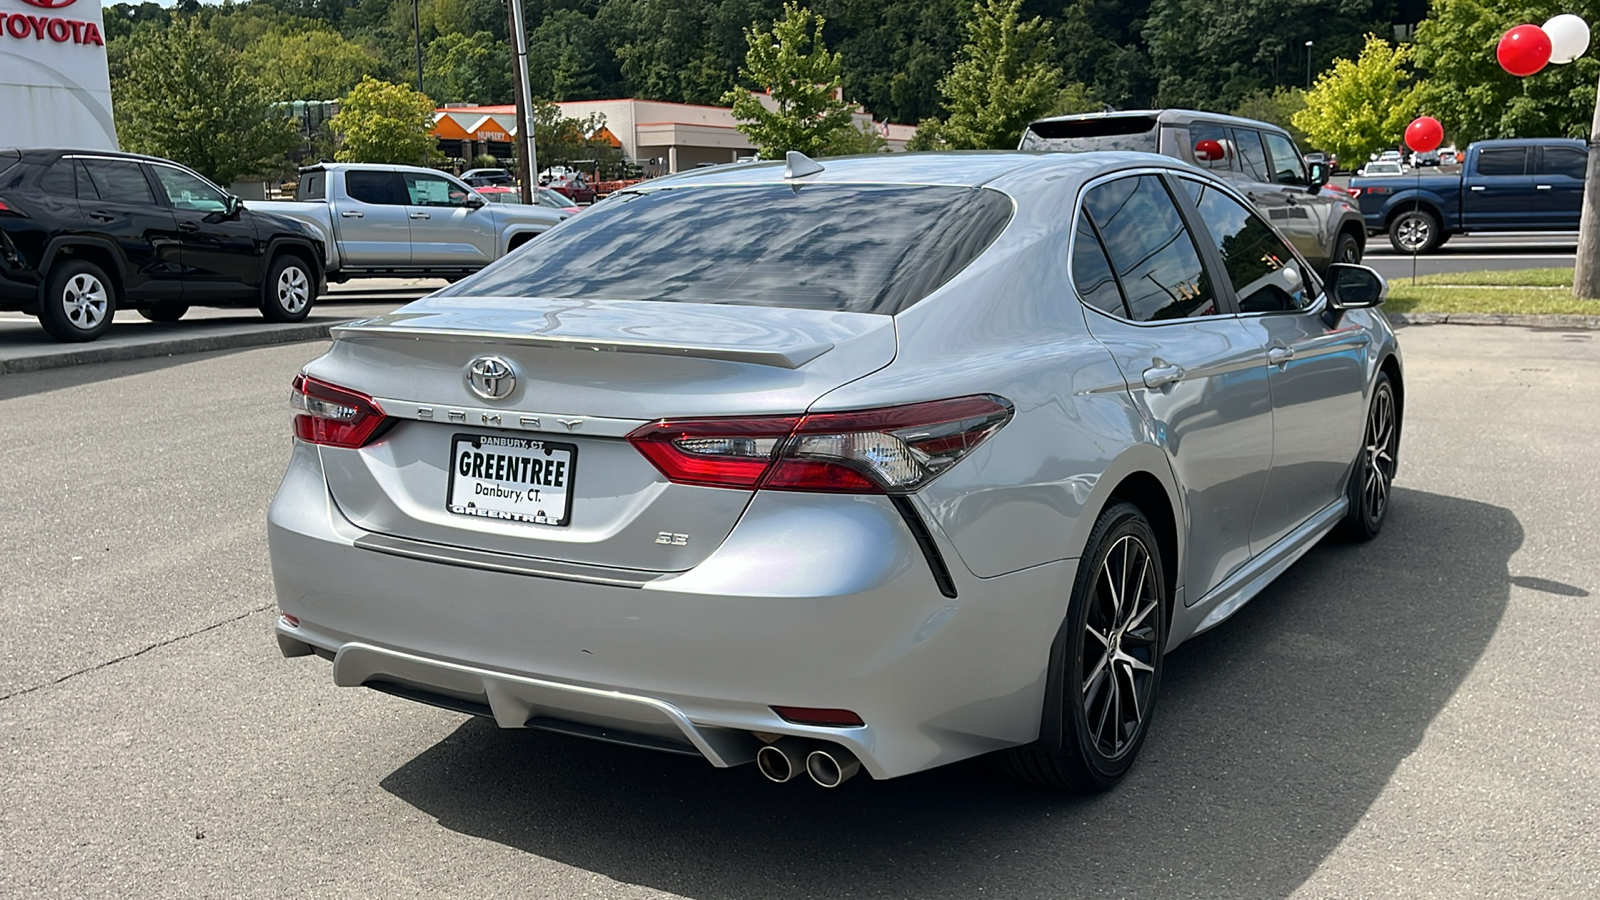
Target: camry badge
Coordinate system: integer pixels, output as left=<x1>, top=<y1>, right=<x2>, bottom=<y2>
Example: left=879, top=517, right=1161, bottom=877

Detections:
left=466, top=356, right=516, bottom=401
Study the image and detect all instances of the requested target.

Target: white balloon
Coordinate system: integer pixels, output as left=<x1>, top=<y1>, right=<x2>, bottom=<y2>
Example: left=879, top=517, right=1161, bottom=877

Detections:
left=1544, top=14, right=1590, bottom=64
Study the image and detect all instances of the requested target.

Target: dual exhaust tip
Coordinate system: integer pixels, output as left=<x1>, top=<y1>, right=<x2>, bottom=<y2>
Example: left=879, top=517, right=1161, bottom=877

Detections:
left=755, top=738, right=861, bottom=788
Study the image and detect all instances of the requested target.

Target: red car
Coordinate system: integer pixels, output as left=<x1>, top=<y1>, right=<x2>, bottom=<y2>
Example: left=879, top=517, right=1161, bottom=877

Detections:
left=542, top=171, right=596, bottom=205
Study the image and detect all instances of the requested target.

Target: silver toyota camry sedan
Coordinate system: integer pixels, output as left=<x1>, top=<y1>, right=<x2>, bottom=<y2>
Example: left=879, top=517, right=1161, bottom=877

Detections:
left=269, top=150, right=1403, bottom=792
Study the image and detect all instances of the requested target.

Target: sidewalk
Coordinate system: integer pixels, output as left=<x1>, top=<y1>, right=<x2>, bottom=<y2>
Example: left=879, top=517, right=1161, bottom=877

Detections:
left=0, top=279, right=440, bottom=376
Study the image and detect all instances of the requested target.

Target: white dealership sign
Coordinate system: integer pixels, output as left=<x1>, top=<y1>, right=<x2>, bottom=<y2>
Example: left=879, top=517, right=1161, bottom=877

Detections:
left=0, top=0, right=116, bottom=150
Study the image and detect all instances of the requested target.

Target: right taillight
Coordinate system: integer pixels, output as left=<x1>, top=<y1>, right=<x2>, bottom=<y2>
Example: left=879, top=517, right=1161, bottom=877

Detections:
left=627, top=394, right=1012, bottom=494
left=290, top=374, right=388, bottom=448
left=1346, top=187, right=1362, bottom=197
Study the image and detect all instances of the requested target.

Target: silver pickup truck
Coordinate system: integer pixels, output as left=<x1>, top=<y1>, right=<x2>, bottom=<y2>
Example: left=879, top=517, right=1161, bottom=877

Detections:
left=253, top=163, right=567, bottom=282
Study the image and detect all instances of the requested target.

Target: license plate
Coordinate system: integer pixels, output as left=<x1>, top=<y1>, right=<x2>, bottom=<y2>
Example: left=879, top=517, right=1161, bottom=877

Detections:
left=446, top=433, right=577, bottom=527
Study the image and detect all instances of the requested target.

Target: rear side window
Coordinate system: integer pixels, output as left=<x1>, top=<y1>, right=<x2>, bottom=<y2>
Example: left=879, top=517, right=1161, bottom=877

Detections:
left=448, top=184, right=1015, bottom=315
left=1187, top=122, right=1235, bottom=173
left=1476, top=148, right=1527, bottom=176
left=81, top=159, right=154, bottom=204
left=297, top=171, right=325, bottom=201
left=39, top=160, right=76, bottom=197
left=1081, top=175, right=1217, bottom=322
left=1537, top=147, right=1587, bottom=179
left=1231, top=129, right=1272, bottom=182
left=344, top=171, right=404, bottom=205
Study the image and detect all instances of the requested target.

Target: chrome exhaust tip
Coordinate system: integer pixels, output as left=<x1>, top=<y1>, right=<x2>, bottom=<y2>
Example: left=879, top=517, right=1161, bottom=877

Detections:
left=805, top=746, right=861, bottom=788
left=755, top=738, right=810, bottom=783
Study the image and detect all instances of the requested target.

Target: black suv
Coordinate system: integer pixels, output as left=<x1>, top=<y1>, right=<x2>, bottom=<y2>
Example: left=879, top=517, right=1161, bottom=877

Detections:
left=0, top=149, right=325, bottom=342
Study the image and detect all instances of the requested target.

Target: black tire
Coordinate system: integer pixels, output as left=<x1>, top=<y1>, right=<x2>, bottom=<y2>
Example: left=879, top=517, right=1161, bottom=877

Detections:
left=1001, top=501, right=1167, bottom=792
left=1334, top=371, right=1399, bottom=542
left=1334, top=231, right=1363, bottom=265
left=1388, top=209, right=1442, bottom=254
left=137, top=305, right=188, bottom=323
left=39, top=259, right=116, bottom=342
left=261, top=254, right=316, bottom=322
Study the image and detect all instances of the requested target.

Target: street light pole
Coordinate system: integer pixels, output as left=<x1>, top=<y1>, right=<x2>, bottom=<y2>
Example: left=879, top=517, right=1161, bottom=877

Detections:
left=1305, top=40, right=1314, bottom=89
left=505, top=0, right=538, bottom=204
left=412, top=0, right=424, bottom=93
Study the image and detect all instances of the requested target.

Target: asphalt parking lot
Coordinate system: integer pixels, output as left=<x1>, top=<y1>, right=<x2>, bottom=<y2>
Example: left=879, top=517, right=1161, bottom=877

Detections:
left=1, top=324, right=1596, bottom=898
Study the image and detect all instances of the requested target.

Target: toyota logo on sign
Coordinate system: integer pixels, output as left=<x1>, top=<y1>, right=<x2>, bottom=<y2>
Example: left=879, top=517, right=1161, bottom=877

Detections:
left=18, top=0, right=78, bottom=8
left=466, top=356, right=516, bottom=400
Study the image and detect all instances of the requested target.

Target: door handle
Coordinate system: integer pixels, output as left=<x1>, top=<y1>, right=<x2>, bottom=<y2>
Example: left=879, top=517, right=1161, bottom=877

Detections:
left=1469, top=185, right=1486, bottom=192
left=1537, top=184, right=1553, bottom=190
left=177, top=221, right=199, bottom=233
left=1142, top=361, right=1186, bottom=389
left=87, top=211, right=115, bottom=222
left=409, top=212, right=431, bottom=219
left=340, top=210, right=364, bottom=218
left=1268, top=345, right=1295, bottom=365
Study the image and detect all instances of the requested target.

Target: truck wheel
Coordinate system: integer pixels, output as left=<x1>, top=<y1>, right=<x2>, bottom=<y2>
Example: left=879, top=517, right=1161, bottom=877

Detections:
left=261, top=254, right=316, bottom=322
left=1335, top=231, right=1363, bottom=264
left=1388, top=210, right=1441, bottom=254
left=40, top=259, right=116, bottom=342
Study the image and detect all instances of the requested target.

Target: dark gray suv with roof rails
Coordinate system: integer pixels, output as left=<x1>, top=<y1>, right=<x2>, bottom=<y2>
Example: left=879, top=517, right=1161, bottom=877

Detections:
left=1021, top=109, right=1367, bottom=271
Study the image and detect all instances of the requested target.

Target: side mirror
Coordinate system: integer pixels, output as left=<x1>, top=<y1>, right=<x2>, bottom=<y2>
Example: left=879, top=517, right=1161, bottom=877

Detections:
left=225, top=195, right=243, bottom=218
left=464, top=194, right=485, bottom=209
left=1307, top=161, right=1330, bottom=192
left=1323, top=263, right=1387, bottom=324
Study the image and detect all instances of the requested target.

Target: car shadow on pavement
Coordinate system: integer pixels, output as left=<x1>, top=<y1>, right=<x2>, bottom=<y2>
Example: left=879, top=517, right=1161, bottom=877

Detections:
left=379, top=487, right=1518, bottom=899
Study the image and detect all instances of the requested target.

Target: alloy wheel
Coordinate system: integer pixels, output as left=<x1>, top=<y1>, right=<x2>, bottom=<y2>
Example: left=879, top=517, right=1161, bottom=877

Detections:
left=1362, top=384, right=1397, bottom=525
left=277, top=266, right=310, bottom=314
left=1396, top=216, right=1430, bottom=253
left=1081, top=534, right=1160, bottom=759
left=63, top=273, right=109, bottom=330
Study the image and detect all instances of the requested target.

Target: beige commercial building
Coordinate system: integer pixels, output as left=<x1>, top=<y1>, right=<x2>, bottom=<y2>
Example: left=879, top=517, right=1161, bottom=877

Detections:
left=434, top=96, right=916, bottom=174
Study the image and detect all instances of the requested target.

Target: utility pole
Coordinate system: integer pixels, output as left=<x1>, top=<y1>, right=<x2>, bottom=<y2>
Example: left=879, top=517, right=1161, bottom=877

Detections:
left=1305, top=40, right=1314, bottom=89
left=1574, top=71, right=1600, bottom=297
left=505, top=0, right=538, bottom=204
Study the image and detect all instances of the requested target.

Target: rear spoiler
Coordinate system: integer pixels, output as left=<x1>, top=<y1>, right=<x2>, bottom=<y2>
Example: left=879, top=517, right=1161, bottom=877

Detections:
left=331, top=319, right=834, bottom=370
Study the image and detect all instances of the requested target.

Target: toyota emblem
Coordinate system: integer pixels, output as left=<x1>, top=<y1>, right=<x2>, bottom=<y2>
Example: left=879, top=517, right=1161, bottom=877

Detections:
left=466, top=356, right=516, bottom=400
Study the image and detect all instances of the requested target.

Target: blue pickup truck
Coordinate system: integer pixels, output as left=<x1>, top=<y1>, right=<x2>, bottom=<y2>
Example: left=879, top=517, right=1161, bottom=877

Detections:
left=1349, top=138, right=1588, bottom=253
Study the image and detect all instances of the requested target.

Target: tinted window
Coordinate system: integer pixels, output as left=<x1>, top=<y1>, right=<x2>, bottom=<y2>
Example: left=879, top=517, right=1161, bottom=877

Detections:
left=39, top=160, right=76, bottom=197
left=1071, top=215, right=1127, bottom=316
left=1476, top=148, right=1527, bottom=176
left=297, top=171, right=325, bottom=201
left=81, top=159, right=154, bottom=204
left=1083, top=175, right=1217, bottom=322
left=1185, top=181, right=1312, bottom=313
left=447, top=184, right=1014, bottom=315
left=1262, top=132, right=1308, bottom=186
left=151, top=165, right=228, bottom=213
left=405, top=173, right=472, bottom=207
left=345, top=171, right=404, bottom=205
left=1231, top=129, right=1272, bottom=182
left=1188, top=122, right=1234, bottom=173
left=1537, top=147, right=1587, bottom=179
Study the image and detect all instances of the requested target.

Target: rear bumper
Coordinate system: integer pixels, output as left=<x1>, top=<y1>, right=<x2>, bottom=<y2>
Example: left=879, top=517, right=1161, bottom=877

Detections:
left=268, top=441, right=1074, bottom=779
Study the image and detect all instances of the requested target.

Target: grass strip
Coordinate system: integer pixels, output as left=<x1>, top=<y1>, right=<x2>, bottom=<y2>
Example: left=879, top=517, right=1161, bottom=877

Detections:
left=1404, top=267, right=1572, bottom=287
left=1385, top=285, right=1599, bottom=315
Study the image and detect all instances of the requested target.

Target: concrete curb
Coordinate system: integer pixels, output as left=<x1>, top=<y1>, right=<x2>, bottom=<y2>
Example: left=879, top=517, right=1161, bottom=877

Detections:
left=1389, top=311, right=1600, bottom=330
left=0, top=319, right=343, bottom=376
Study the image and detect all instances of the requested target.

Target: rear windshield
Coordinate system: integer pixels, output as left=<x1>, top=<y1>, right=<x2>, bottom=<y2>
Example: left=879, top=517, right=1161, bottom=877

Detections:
left=1019, top=115, right=1160, bottom=152
left=442, top=183, right=1014, bottom=315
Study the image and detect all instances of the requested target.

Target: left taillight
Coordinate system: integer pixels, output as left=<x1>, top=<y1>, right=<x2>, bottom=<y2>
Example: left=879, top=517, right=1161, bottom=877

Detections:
left=627, top=394, right=1014, bottom=494
left=290, top=373, right=388, bottom=448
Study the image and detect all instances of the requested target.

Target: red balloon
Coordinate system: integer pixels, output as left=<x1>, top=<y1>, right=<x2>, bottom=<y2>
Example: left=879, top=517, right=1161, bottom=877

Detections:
left=1498, top=24, right=1553, bottom=76
left=1405, top=116, right=1444, bottom=153
left=1194, top=139, right=1225, bottom=161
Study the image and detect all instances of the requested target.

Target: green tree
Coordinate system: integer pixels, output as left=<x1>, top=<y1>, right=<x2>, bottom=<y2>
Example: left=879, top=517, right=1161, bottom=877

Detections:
left=1232, top=86, right=1309, bottom=145
left=245, top=29, right=383, bottom=101
left=720, top=3, right=861, bottom=158
left=112, top=17, right=298, bottom=184
left=424, top=30, right=510, bottom=105
left=1292, top=35, right=1420, bottom=164
left=1413, top=0, right=1600, bottom=143
left=330, top=77, right=441, bottom=164
left=913, top=0, right=1063, bottom=150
